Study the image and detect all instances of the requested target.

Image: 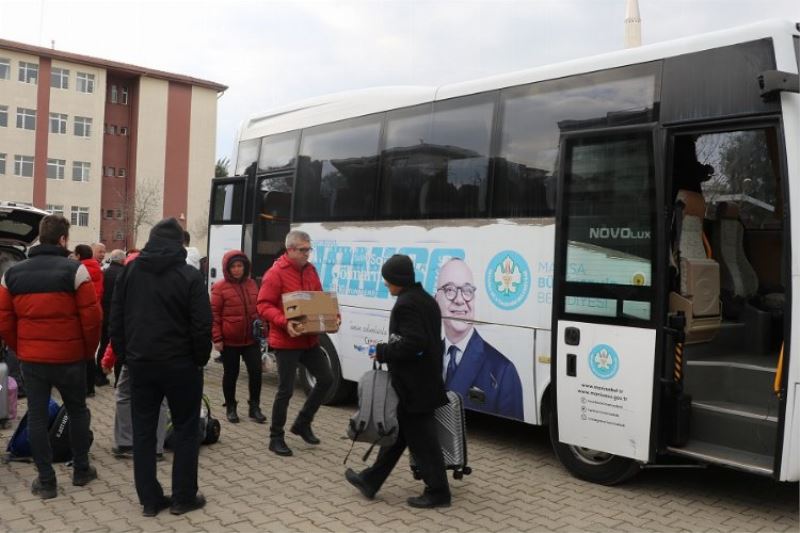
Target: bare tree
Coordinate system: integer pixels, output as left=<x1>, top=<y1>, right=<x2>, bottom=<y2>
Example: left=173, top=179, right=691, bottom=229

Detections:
left=215, top=157, right=230, bottom=178
left=117, top=178, right=161, bottom=247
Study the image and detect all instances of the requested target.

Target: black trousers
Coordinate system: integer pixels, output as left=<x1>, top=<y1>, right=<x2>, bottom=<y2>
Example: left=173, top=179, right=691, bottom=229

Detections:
left=20, top=361, right=92, bottom=481
left=221, top=343, right=262, bottom=406
left=95, top=325, right=110, bottom=376
left=359, top=407, right=450, bottom=497
left=270, top=346, right=332, bottom=438
left=128, top=358, right=203, bottom=507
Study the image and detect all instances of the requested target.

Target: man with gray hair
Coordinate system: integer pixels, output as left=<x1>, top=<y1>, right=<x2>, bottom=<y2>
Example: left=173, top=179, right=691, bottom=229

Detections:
left=256, top=230, right=333, bottom=457
left=95, top=249, right=126, bottom=385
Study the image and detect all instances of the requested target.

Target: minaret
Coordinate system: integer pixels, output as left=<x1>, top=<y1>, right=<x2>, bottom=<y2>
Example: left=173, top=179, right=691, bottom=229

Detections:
left=624, top=0, right=642, bottom=48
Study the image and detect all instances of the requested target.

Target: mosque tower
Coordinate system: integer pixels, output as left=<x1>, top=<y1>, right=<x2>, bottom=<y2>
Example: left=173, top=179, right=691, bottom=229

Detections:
left=624, top=0, right=642, bottom=48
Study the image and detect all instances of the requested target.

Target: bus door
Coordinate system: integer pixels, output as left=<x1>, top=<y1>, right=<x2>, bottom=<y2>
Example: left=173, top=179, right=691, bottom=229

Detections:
left=251, top=172, right=293, bottom=280
left=208, top=176, right=246, bottom=289
left=551, top=126, right=663, bottom=478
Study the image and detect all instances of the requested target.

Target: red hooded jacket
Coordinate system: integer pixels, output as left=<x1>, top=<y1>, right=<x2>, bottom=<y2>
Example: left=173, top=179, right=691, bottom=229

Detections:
left=256, top=253, right=322, bottom=350
left=211, top=250, right=259, bottom=347
left=81, top=258, right=104, bottom=302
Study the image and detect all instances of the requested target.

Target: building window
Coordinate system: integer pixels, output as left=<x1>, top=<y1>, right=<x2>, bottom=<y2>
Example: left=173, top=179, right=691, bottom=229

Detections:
left=121, top=87, right=129, bottom=105
left=46, top=204, right=64, bottom=217
left=72, top=161, right=90, bottom=182
left=50, top=68, right=69, bottom=89
left=50, top=113, right=67, bottom=134
left=0, top=58, right=10, bottom=80
left=106, top=124, right=116, bottom=135
left=104, top=209, right=114, bottom=219
left=104, top=166, right=115, bottom=177
left=117, top=168, right=126, bottom=177
left=18, top=61, right=38, bottom=84
left=119, top=126, right=129, bottom=136
left=16, top=108, right=36, bottom=130
left=47, top=158, right=66, bottom=180
left=0, top=153, right=5, bottom=175
left=114, top=230, right=124, bottom=240
left=76, top=72, right=95, bottom=93
left=14, top=155, right=34, bottom=177
left=74, top=116, right=92, bottom=137
left=115, top=209, right=123, bottom=219
left=110, top=84, right=118, bottom=103
left=0, top=105, right=7, bottom=127
left=70, top=206, right=89, bottom=227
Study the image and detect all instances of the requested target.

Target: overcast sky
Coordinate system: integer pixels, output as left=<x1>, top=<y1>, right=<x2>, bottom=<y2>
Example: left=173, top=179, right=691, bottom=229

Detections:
left=1, top=0, right=798, bottom=169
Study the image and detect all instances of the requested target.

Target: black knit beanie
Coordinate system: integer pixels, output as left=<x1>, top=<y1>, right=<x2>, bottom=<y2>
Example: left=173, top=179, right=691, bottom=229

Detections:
left=149, top=218, right=184, bottom=244
left=381, top=254, right=415, bottom=287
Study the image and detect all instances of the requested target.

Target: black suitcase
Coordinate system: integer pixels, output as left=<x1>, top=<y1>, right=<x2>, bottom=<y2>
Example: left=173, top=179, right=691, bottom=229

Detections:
left=410, top=390, right=472, bottom=480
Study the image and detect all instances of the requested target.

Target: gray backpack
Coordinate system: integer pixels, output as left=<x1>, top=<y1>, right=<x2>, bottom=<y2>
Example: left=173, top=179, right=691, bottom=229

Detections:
left=344, top=363, right=399, bottom=463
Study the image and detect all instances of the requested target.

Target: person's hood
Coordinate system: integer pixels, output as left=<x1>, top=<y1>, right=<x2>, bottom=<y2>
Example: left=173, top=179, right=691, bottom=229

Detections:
left=27, top=243, right=69, bottom=258
left=137, top=237, right=187, bottom=273
left=222, top=249, right=251, bottom=283
left=80, top=258, right=102, bottom=276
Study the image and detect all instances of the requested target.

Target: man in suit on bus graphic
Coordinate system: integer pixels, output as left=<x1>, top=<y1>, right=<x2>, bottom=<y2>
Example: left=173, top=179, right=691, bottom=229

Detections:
left=434, top=258, right=523, bottom=420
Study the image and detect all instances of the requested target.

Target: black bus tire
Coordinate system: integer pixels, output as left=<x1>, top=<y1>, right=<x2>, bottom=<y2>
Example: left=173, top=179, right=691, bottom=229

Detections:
left=299, top=334, right=354, bottom=405
left=549, top=409, right=640, bottom=485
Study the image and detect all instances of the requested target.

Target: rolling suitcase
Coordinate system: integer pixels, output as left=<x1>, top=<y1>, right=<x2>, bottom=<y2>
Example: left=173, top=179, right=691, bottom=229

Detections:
left=410, top=390, right=472, bottom=480
left=0, top=361, right=10, bottom=429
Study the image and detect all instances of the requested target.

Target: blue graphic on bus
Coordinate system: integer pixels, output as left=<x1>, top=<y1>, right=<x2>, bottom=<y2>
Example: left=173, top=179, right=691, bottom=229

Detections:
left=588, top=344, right=619, bottom=380
left=311, top=243, right=464, bottom=299
left=484, top=251, right=531, bottom=310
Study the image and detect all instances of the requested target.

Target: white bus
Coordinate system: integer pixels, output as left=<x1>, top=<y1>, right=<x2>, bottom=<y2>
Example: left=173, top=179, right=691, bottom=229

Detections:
left=209, top=20, right=800, bottom=485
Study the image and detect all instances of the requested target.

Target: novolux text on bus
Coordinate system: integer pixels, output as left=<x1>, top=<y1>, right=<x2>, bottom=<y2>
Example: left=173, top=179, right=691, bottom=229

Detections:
left=208, top=20, right=800, bottom=485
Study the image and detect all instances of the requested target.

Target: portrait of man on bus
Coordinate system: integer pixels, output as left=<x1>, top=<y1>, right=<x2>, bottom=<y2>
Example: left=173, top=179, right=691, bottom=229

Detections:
left=434, top=258, right=524, bottom=420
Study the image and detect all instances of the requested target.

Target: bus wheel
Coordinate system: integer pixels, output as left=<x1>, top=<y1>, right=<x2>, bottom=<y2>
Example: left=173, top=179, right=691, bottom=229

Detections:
left=299, top=334, right=354, bottom=405
left=549, top=410, right=640, bottom=485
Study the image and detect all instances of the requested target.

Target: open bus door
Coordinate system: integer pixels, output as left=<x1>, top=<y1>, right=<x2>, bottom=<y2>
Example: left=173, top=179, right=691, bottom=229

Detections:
left=550, top=125, right=664, bottom=485
left=208, top=176, right=247, bottom=289
left=251, top=172, right=293, bottom=280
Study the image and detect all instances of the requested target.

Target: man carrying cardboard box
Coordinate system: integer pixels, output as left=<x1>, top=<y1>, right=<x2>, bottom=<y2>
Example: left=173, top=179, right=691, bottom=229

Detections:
left=256, top=230, right=334, bottom=457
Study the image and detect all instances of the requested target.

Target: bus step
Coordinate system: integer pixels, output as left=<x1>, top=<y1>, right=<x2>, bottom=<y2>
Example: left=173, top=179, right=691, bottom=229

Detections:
left=666, top=441, right=773, bottom=476
left=690, top=400, right=777, bottom=456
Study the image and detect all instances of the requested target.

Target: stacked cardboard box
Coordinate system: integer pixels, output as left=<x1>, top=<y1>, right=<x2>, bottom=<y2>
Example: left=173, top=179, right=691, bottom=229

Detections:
left=282, top=291, right=340, bottom=334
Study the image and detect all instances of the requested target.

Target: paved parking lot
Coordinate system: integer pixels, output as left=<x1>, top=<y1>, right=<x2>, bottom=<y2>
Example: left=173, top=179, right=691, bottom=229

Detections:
left=1, top=362, right=797, bottom=532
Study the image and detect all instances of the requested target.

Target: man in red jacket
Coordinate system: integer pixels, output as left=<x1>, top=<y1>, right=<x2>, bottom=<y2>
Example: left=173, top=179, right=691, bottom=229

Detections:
left=0, top=215, right=102, bottom=499
left=257, top=230, right=333, bottom=456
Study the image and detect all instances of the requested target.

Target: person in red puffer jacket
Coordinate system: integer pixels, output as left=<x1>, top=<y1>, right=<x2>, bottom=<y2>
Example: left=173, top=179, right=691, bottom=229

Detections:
left=75, top=244, right=104, bottom=396
left=211, top=250, right=266, bottom=424
left=257, top=230, right=334, bottom=457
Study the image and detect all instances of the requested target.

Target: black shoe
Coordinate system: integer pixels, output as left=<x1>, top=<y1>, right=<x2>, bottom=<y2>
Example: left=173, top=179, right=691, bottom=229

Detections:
left=226, top=402, right=239, bottom=423
left=248, top=403, right=266, bottom=424
left=142, top=495, right=172, bottom=517
left=407, top=492, right=451, bottom=509
left=95, top=374, right=110, bottom=387
left=170, top=493, right=206, bottom=515
left=290, top=421, right=320, bottom=445
left=31, top=478, right=57, bottom=499
left=268, top=437, right=293, bottom=456
left=72, top=465, right=98, bottom=487
left=112, top=446, right=134, bottom=459
left=345, top=468, right=375, bottom=500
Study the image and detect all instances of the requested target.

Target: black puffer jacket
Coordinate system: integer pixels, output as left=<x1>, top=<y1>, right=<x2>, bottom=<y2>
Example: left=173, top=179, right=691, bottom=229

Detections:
left=110, top=236, right=212, bottom=366
left=375, top=283, right=448, bottom=413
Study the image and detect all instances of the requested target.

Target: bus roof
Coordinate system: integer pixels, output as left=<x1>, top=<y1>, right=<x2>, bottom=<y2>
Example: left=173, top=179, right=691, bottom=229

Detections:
left=240, top=19, right=798, bottom=141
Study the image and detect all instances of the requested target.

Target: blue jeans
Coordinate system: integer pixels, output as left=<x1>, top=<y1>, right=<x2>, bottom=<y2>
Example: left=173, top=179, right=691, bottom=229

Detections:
left=20, top=360, right=92, bottom=482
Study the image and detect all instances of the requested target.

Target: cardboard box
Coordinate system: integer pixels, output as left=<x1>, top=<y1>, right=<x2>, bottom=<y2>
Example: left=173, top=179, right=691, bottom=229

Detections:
left=282, top=291, right=340, bottom=334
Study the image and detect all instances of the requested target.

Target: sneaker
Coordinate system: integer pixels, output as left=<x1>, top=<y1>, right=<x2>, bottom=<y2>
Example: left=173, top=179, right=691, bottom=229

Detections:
left=112, top=446, right=134, bottom=459
left=170, top=493, right=206, bottom=515
left=143, top=495, right=172, bottom=517
left=345, top=468, right=376, bottom=500
left=31, top=478, right=57, bottom=500
left=72, top=465, right=98, bottom=487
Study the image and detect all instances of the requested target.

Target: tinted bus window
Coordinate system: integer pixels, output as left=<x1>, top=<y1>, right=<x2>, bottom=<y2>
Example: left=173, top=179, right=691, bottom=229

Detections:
left=259, top=131, right=300, bottom=173
left=379, top=104, right=434, bottom=219
left=497, top=66, right=658, bottom=218
left=211, top=181, right=244, bottom=224
left=426, top=94, right=494, bottom=219
left=295, top=116, right=381, bottom=222
left=236, top=138, right=260, bottom=175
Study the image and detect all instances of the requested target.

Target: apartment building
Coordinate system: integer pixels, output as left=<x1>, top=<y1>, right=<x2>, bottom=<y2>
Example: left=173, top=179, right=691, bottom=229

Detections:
left=0, top=38, right=226, bottom=250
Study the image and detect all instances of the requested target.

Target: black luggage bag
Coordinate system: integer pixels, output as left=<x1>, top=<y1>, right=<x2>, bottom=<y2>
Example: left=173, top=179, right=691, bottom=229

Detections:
left=410, top=390, right=472, bottom=480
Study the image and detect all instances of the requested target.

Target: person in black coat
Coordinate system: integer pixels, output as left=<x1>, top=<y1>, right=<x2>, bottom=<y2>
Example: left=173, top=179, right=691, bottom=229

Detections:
left=110, top=218, right=212, bottom=517
left=345, top=254, right=451, bottom=509
left=95, top=249, right=125, bottom=386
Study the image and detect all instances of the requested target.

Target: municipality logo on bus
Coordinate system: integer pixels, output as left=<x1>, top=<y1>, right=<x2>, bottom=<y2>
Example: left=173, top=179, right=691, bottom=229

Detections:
left=588, top=344, right=619, bottom=380
left=485, top=250, right=531, bottom=310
